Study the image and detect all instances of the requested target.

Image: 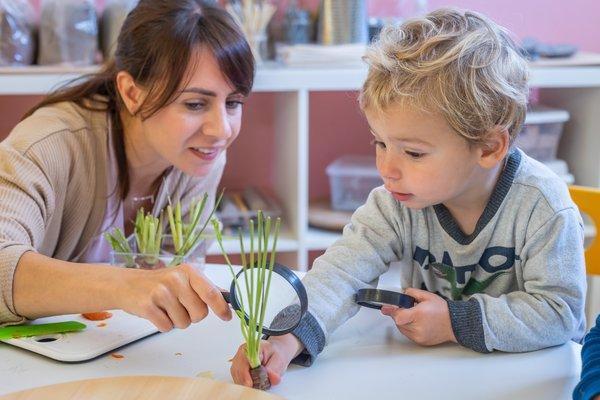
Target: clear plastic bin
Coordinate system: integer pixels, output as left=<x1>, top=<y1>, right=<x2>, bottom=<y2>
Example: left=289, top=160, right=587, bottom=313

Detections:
left=326, top=155, right=383, bottom=211
left=515, top=105, right=569, bottom=161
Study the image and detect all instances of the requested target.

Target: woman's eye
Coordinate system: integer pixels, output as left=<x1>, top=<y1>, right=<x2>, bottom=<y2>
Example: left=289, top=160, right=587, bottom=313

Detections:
left=185, top=102, right=204, bottom=111
left=405, top=150, right=425, bottom=159
left=226, top=100, right=244, bottom=110
left=370, top=139, right=386, bottom=149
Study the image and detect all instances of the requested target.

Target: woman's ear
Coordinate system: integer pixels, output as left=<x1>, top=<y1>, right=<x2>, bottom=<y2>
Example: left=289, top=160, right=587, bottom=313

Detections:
left=478, top=126, right=510, bottom=169
left=116, top=71, right=145, bottom=115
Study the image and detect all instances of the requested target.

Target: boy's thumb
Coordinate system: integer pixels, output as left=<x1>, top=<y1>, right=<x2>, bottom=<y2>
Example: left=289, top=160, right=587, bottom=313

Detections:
left=381, top=305, right=414, bottom=326
left=264, top=354, right=289, bottom=386
left=404, top=287, right=432, bottom=303
left=266, top=368, right=281, bottom=386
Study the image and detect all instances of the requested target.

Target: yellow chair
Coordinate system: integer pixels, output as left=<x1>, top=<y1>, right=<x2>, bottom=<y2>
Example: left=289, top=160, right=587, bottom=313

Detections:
left=569, top=185, right=600, bottom=276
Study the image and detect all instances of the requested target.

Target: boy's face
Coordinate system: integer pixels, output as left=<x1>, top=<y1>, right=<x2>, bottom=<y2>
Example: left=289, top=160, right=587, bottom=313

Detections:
left=365, top=103, right=489, bottom=210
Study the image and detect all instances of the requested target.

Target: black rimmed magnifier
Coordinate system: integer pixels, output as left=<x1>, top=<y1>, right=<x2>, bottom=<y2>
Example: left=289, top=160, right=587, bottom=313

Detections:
left=221, top=263, right=307, bottom=336
left=355, top=288, right=415, bottom=309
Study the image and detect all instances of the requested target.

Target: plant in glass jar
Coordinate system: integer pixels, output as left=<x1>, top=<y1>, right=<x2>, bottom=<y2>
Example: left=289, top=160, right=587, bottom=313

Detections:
left=104, top=207, right=164, bottom=269
left=105, top=191, right=223, bottom=269
left=165, top=191, right=223, bottom=267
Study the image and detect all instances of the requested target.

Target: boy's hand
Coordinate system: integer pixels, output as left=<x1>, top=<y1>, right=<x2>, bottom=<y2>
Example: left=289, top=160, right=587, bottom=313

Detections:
left=230, top=334, right=303, bottom=387
left=380, top=288, right=457, bottom=346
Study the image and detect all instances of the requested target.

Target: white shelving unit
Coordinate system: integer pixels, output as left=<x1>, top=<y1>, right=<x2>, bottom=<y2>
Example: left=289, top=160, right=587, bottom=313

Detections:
left=1, top=55, right=600, bottom=279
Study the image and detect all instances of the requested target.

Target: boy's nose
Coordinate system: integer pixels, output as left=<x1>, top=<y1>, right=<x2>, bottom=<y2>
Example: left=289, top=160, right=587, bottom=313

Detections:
left=377, top=154, right=402, bottom=181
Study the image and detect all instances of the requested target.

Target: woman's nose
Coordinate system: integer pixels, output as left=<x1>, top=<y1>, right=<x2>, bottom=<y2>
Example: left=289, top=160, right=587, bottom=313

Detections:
left=204, top=106, right=232, bottom=140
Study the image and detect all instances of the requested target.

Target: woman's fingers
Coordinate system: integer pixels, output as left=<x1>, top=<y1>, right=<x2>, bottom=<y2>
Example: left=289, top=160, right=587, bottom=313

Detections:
left=177, top=280, right=209, bottom=323
left=131, top=265, right=231, bottom=329
left=188, top=268, right=232, bottom=321
left=144, top=304, right=173, bottom=332
left=154, top=285, right=192, bottom=329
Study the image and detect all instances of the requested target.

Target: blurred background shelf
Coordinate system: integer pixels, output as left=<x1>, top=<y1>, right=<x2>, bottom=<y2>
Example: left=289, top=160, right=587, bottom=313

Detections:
left=2, top=56, right=600, bottom=94
left=206, top=228, right=299, bottom=255
left=1, top=61, right=600, bottom=272
left=305, top=228, right=342, bottom=251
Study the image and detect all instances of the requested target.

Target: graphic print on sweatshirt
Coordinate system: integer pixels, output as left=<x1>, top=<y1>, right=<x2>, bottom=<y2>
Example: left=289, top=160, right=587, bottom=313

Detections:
left=413, top=245, right=518, bottom=300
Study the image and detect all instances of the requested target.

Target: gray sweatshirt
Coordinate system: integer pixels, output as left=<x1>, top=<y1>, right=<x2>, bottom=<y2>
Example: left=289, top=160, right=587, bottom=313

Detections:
left=277, top=149, right=586, bottom=364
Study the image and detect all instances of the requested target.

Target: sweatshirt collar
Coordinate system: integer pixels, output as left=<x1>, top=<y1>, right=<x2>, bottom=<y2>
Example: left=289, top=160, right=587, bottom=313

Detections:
left=433, top=149, right=521, bottom=245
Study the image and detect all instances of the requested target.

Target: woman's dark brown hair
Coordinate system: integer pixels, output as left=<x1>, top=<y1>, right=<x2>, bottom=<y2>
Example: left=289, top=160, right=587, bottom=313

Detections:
left=24, top=0, right=255, bottom=199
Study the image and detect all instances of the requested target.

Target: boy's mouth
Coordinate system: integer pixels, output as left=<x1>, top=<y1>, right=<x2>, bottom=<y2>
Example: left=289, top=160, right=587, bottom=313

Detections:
left=391, top=192, right=413, bottom=202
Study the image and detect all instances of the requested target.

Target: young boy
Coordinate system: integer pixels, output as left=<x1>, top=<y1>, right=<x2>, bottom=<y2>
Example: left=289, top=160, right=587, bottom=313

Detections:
left=230, top=8, right=587, bottom=387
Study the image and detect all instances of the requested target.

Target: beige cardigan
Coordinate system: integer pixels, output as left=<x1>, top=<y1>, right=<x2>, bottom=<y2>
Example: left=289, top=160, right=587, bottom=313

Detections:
left=0, top=101, right=225, bottom=324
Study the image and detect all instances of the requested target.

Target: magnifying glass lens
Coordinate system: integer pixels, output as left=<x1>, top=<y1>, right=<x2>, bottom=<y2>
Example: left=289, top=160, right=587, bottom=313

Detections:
left=235, top=270, right=301, bottom=335
left=223, top=263, right=308, bottom=336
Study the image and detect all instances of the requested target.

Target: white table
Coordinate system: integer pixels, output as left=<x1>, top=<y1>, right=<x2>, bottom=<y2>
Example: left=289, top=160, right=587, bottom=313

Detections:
left=0, top=265, right=583, bottom=399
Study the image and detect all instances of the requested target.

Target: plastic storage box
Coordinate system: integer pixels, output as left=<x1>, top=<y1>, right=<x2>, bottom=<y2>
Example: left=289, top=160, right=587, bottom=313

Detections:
left=515, top=105, right=569, bottom=161
left=326, top=155, right=383, bottom=211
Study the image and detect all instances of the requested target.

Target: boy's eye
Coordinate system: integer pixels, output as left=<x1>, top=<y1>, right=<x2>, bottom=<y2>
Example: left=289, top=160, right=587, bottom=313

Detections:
left=405, top=150, right=425, bottom=159
left=370, top=139, right=386, bottom=149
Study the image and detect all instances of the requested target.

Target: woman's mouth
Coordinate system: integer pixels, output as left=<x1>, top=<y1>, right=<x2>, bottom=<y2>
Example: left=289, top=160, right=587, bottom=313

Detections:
left=190, top=147, right=220, bottom=161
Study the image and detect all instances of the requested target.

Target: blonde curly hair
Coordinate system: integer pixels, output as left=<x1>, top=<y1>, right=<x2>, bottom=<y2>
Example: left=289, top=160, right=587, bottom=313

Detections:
left=359, top=8, right=529, bottom=144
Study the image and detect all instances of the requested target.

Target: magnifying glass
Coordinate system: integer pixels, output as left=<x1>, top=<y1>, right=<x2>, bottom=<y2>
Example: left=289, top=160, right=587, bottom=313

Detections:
left=355, top=288, right=415, bottom=309
left=222, top=263, right=307, bottom=336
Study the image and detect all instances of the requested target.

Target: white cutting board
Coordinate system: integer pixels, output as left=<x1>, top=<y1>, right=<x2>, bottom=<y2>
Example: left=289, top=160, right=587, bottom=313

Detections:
left=0, top=310, right=158, bottom=362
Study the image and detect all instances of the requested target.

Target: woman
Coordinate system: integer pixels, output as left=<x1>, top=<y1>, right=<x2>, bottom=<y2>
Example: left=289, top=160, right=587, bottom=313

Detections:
left=0, top=0, right=254, bottom=331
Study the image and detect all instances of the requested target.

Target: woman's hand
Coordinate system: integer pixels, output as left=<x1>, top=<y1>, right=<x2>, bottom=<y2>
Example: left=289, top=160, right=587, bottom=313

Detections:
left=119, top=263, right=232, bottom=332
left=230, top=334, right=303, bottom=387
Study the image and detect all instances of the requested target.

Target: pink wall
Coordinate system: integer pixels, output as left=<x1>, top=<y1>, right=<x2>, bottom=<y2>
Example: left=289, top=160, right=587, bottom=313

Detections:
left=25, top=0, right=600, bottom=52
left=2, top=1, right=600, bottom=200
left=300, top=0, right=600, bottom=52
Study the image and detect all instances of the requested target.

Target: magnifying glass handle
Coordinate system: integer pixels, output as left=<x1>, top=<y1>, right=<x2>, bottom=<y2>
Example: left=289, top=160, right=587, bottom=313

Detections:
left=355, top=288, right=415, bottom=309
left=221, top=291, right=231, bottom=304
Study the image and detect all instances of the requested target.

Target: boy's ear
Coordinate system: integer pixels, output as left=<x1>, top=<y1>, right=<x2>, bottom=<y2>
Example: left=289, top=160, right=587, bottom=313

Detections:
left=478, top=126, right=510, bottom=169
left=116, top=70, right=146, bottom=115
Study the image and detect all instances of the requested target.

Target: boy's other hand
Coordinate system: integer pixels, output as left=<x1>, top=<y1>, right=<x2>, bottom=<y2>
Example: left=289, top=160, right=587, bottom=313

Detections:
left=230, top=334, right=303, bottom=387
left=380, top=288, right=457, bottom=346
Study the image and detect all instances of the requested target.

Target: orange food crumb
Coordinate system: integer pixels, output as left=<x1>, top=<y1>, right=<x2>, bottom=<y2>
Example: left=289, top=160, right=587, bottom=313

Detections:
left=96, top=322, right=107, bottom=328
left=82, top=311, right=113, bottom=321
left=111, top=353, right=124, bottom=359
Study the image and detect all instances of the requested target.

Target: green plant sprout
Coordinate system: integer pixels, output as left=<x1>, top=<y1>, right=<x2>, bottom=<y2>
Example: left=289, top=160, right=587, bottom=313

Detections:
left=166, top=190, right=224, bottom=266
left=104, top=227, right=135, bottom=267
left=104, top=208, right=163, bottom=268
left=134, top=208, right=163, bottom=266
left=212, top=211, right=281, bottom=390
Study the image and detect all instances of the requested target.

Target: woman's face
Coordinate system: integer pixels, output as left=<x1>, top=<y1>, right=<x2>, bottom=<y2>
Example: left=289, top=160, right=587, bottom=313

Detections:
left=138, top=46, right=245, bottom=177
